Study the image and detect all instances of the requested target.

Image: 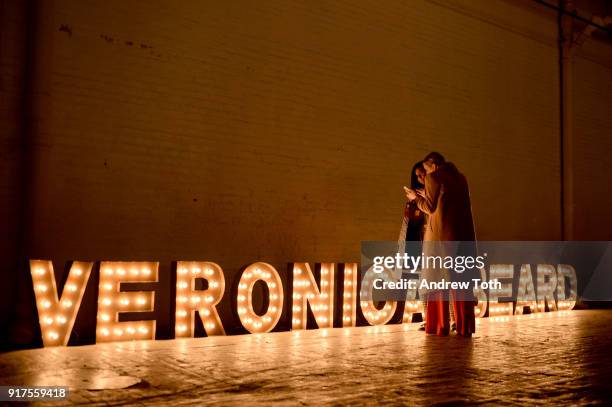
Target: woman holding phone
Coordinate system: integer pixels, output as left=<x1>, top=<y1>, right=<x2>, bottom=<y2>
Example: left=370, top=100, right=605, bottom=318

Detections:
left=399, top=161, right=427, bottom=328
left=405, top=161, right=427, bottom=241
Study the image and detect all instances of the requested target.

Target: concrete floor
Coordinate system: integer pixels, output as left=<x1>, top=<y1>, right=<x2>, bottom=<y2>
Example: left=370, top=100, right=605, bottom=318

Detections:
left=1, top=310, right=611, bottom=405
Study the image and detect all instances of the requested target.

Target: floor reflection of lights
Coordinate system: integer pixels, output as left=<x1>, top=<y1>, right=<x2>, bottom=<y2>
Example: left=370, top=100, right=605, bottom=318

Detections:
left=0, top=310, right=607, bottom=405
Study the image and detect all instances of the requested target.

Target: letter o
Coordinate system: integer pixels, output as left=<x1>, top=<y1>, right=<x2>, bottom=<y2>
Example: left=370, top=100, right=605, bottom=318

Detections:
left=237, top=262, right=283, bottom=333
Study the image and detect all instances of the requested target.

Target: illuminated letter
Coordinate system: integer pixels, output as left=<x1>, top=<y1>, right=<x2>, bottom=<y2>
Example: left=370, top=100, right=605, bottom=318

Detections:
left=473, top=267, right=487, bottom=318
left=30, top=260, right=93, bottom=347
left=536, top=264, right=557, bottom=312
left=360, top=301, right=396, bottom=326
left=359, top=265, right=396, bottom=325
left=515, top=264, right=537, bottom=315
left=237, top=262, right=283, bottom=333
left=175, top=261, right=226, bottom=337
left=402, top=277, right=423, bottom=323
left=402, top=300, right=424, bottom=324
left=291, top=263, right=334, bottom=330
left=488, top=264, right=514, bottom=317
left=342, top=263, right=358, bottom=327
left=96, top=261, right=158, bottom=343
left=556, top=264, right=577, bottom=310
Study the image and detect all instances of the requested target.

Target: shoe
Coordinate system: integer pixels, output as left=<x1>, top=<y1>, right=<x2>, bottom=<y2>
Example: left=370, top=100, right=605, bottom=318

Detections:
left=451, top=322, right=456, bottom=332
left=418, top=322, right=426, bottom=331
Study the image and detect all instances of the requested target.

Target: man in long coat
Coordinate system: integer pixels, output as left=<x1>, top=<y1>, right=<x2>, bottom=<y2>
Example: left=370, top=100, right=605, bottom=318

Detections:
left=406, top=152, right=477, bottom=337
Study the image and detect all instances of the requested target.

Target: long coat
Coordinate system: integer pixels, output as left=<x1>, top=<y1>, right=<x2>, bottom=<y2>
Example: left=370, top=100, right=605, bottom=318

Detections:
left=416, top=162, right=475, bottom=242
left=415, top=162, right=477, bottom=291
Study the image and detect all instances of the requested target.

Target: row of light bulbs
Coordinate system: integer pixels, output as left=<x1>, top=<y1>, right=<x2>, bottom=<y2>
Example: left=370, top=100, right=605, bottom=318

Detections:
left=236, top=262, right=284, bottom=333
left=31, top=260, right=577, bottom=346
left=291, top=263, right=334, bottom=330
left=359, top=265, right=398, bottom=326
left=175, top=261, right=226, bottom=337
left=32, top=260, right=368, bottom=342
left=489, top=264, right=578, bottom=315
left=30, top=260, right=92, bottom=346
left=96, top=261, right=158, bottom=343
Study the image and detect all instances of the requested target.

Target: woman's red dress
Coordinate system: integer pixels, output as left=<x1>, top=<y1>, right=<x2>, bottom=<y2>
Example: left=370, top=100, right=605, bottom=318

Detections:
left=425, top=289, right=476, bottom=337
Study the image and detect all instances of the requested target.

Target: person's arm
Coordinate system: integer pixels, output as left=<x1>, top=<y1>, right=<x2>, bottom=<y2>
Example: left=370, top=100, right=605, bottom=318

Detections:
left=415, top=174, right=440, bottom=215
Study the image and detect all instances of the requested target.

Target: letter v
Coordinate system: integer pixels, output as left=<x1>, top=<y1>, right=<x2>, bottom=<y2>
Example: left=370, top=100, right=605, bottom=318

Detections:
left=30, top=260, right=93, bottom=346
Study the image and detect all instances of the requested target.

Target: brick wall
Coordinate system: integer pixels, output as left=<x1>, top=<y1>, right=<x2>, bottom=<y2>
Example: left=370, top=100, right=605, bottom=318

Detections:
left=572, top=40, right=612, bottom=240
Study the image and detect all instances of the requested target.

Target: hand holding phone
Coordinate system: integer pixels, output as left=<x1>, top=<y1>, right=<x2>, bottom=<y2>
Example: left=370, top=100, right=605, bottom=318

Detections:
left=404, top=187, right=417, bottom=201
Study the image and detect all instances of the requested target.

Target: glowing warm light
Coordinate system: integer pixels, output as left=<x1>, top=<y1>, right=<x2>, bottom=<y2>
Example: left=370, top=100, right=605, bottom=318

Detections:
left=96, top=261, right=158, bottom=343
left=402, top=300, right=424, bottom=324
left=237, top=262, right=283, bottom=333
left=515, top=264, right=538, bottom=315
left=536, top=264, right=558, bottom=312
left=360, top=300, right=396, bottom=325
left=30, top=257, right=579, bottom=347
left=341, top=263, right=358, bottom=327
left=488, top=264, right=514, bottom=317
left=291, top=263, right=334, bottom=329
left=359, top=265, right=397, bottom=325
left=30, top=260, right=93, bottom=347
left=556, top=264, right=577, bottom=310
left=399, top=273, right=424, bottom=323
left=473, top=267, right=488, bottom=318
left=175, top=261, right=226, bottom=337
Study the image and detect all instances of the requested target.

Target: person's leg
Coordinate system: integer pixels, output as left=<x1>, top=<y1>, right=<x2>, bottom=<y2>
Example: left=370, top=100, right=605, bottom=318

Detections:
left=452, top=289, right=476, bottom=337
left=425, top=291, right=449, bottom=336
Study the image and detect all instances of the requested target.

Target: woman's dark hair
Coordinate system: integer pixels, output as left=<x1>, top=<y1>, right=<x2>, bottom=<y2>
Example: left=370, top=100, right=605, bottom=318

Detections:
left=411, top=161, right=425, bottom=189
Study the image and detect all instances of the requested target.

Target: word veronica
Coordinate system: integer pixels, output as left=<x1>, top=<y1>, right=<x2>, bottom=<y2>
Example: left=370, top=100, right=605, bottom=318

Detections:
left=29, top=260, right=577, bottom=347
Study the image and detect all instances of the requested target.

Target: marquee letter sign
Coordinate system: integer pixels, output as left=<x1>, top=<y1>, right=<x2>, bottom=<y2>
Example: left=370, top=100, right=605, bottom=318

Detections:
left=359, top=265, right=397, bottom=326
left=96, top=261, right=158, bottom=343
left=488, top=264, right=514, bottom=317
left=175, top=261, right=226, bottom=337
left=237, top=262, right=284, bottom=333
left=29, top=260, right=578, bottom=347
left=291, top=263, right=334, bottom=329
left=342, top=263, right=358, bottom=327
left=30, top=260, right=93, bottom=346
left=515, top=264, right=537, bottom=315
left=556, top=264, right=577, bottom=310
